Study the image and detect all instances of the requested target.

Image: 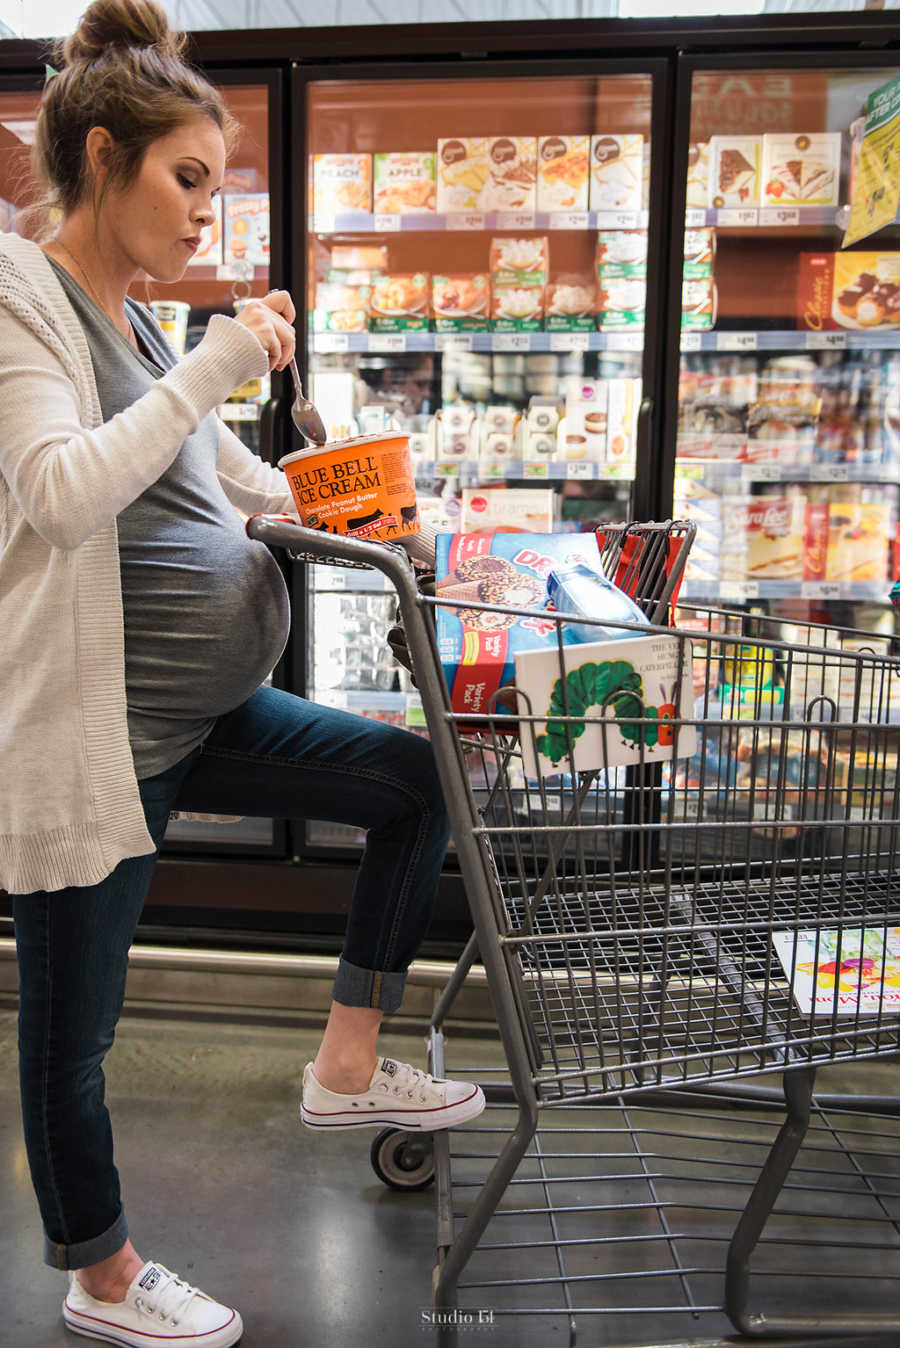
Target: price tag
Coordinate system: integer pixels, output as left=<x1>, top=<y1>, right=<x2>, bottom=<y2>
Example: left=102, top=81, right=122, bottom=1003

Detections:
left=594, top=211, right=639, bottom=230
left=368, top=333, right=406, bottom=353
left=716, top=332, right=758, bottom=352
left=496, top=212, right=535, bottom=230
left=374, top=214, right=401, bottom=232
left=684, top=208, right=707, bottom=228
left=435, top=333, right=473, bottom=352
left=742, top=463, right=782, bottom=482
left=480, top=462, right=505, bottom=480
left=567, top=462, right=593, bottom=480
left=492, top=333, right=532, bottom=352
left=435, top=459, right=461, bottom=477
left=680, top=331, right=703, bottom=352
left=716, top=208, right=758, bottom=227
left=603, top=464, right=634, bottom=481
left=721, top=580, right=760, bottom=600
left=550, top=211, right=589, bottom=231
left=805, top=331, right=847, bottom=351
left=802, top=581, right=842, bottom=600
left=550, top=331, right=591, bottom=352
left=314, top=333, right=350, bottom=353
left=609, top=331, right=644, bottom=352
left=819, top=464, right=850, bottom=482
left=759, top=207, right=800, bottom=227
left=524, top=462, right=550, bottom=479
left=448, top=213, right=485, bottom=231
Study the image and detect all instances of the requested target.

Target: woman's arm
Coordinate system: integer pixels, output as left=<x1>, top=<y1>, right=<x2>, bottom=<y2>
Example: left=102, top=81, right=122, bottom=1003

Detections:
left=215, top=417, right=297, bottom=518
left=0, top=311, right=267, bottom=550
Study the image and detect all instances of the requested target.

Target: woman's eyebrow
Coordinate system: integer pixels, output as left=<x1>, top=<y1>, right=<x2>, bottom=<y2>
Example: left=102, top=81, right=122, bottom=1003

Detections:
left=183, top=157, right=210, bottom=176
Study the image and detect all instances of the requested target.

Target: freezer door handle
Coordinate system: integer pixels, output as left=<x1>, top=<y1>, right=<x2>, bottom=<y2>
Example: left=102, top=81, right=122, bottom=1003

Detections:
left=258, top=396, right=282, bottom=466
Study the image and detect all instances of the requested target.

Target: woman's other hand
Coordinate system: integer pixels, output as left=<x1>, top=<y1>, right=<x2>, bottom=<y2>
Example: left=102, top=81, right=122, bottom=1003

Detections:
left=232, top=290, right=296, bottom=372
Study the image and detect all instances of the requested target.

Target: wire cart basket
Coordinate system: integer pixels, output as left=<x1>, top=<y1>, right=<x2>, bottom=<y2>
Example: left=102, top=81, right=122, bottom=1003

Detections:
left=248, top=514, right=900, bottom=1346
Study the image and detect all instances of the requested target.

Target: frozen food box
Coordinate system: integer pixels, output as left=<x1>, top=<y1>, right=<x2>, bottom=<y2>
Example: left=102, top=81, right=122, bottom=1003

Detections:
left=437, top=136, right=537, bottom=214
left=368, top=272, right=431, bottom=332
left=589, top=134, right=643, bottom=212
left=597, top=275, right=646, bottom=329
left=721, top=495, right=806, bottom=580
left=761, top=133, right=842, bottom=208
left=606, top=378, right=640, bottom=468
left=564, top=378, right=608, bottom=462
left=682, top=227, right=714, bottom=278
left=681, top=277, right=716, bottom=330
left=490, top=236, right=549, bottom=287
left=432, top=273, right=490, bottom=331
left=797, top=252, right=900, bottom=330
left=223, top=194, right=269, bottom=265
left=537, top=135, right=590, bottom=212
left=516, top=632, right=696, bottom=779
left=460, top=487, right=556, bottom=534
left=435, top=531, right=605, bottom=717
left=373, top=151, right=436, bottom=214
left=686, top=142, right=710, bottom=210
left=491, top=285, right=545, bottom=332
left=827, top=502, right=889, bottom=583
left=596, top=229, right=647, bottom=278
left=708, top=136, right=762, bottom=208
left=313, top=280, right=372, bottom=333
left=186, top=195, right=223, bottom=267
left=312, top=153, right=372, bottom=217
left=544, top=277, right=596, bottom=331
left=330, top=243, right=388, bottom=271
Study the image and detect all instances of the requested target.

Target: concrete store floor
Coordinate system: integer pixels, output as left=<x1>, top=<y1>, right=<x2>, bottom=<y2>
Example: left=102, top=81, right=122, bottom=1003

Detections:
left=1, top=1001, right=898, bottom=1348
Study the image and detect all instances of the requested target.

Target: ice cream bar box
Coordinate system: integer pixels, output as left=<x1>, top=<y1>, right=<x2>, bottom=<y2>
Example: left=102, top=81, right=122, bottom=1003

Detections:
left=373, top=152, right=436, bottom=214
left=589, top=134, right=643, bottom=212
left=797, top=252, right=900, bottom=330
left=537, top=135, right=590, bottom=212
left=708, top=136, right=761, bottom=208
left=435, top=532, right=604, bottom=717
left=761, top=133, right=841, bottom=208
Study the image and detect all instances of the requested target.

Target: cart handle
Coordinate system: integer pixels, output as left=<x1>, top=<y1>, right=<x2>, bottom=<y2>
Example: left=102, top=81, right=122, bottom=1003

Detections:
left=245, top=513, right=417, bottom=591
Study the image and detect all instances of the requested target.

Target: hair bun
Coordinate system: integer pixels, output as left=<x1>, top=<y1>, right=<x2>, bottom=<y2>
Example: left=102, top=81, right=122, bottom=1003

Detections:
left=60, top=0, right=185, bottom=65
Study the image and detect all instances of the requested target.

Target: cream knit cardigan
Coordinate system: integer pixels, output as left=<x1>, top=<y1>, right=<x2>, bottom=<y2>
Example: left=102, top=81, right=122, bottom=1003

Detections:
left=0, top=232, right=296, bottom=894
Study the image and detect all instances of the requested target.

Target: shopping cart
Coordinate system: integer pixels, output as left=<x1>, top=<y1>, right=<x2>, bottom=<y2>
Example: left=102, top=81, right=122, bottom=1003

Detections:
left=247, top=514, right=900, bottom=1345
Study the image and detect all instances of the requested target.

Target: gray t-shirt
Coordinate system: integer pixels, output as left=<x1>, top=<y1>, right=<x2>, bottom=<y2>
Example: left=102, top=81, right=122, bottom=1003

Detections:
left=48, top=259, right=290, bottom=778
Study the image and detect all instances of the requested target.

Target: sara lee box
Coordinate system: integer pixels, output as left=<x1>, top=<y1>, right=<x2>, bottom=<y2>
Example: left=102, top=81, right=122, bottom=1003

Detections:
left=223, top=194, right=269, bottom=265
left=761, top=133, right=842, bottom=208
left=312, top=154, right=372, bottom=216
left=435, top=532, right=604, bottom=717
left=437, top=137, right=537, bottom=214
left=797, top=252, right=900, bottom=330
left=537, top=135, right=590, bottom=212
left=589, top=134, right=643, bottom=211
left=721, top=495, right=807, bottom=580
left=373, top=152, right=436, bottom=213
left=516, top=633, right=697, bottom=778
left=708, top=136, right=761, bottom=208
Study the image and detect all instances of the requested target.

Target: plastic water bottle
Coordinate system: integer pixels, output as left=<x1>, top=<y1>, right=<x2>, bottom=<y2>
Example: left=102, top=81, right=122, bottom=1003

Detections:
left=547, top=561, right=648, bottom=644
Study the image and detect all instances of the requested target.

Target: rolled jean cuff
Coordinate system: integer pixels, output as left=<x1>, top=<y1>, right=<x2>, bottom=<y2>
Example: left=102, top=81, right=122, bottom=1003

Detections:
left=333, top=958, right=407, bottom=1014
left=44, top=1207, right=129, bottom=1271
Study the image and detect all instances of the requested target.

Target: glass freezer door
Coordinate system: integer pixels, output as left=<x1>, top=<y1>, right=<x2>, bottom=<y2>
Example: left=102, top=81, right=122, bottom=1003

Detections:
left=298, top=62, right=667, bottom=852
left=674, top=60, right=900, bottom=640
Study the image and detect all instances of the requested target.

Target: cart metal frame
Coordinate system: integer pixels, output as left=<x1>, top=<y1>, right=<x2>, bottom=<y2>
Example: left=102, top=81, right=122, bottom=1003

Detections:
left=248, top=514, right=900, bottom=1345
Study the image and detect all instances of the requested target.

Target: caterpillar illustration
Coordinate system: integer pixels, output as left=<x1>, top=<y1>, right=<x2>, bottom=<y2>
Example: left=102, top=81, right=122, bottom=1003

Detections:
left=535, top=659, right=674, bottom=767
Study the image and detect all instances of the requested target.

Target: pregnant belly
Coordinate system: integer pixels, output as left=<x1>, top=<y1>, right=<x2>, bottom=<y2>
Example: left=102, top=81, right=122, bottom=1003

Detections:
left=120, top=532, right=291, bottom=719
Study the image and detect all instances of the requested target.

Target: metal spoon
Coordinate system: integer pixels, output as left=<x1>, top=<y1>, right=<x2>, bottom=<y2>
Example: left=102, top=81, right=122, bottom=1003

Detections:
left=288, top=357, right=327, bottom=445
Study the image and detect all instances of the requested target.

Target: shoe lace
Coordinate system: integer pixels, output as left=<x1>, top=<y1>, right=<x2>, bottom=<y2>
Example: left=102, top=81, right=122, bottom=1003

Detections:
left=134, top=1266, right=200, bottom=1326
left=390, top=1061, right=436, bottom=1101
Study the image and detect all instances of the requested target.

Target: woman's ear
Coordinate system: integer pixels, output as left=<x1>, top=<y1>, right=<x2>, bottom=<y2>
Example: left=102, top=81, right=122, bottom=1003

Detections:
left=84, top=125, right=116, bottom=185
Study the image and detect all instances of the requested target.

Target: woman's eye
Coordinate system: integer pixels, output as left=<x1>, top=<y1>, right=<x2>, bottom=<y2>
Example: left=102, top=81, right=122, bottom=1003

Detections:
left=177, top=173, right=197, bottom=190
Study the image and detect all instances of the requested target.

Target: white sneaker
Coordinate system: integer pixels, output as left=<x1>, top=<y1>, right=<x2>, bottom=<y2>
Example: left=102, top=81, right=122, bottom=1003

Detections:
left=300, top=1056, right=486, bottom=1131
left=62, top=1261, right=243, bottom=1347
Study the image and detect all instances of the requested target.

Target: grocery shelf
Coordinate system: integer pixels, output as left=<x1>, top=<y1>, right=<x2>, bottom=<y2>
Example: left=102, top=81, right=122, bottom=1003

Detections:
left=681, top=328, right=900, bottom=353
left=675, top=460, right=897, bottom=485
left=311, top=330, right=644, bottom=354
left=309, top=209, right=650, bottom=234
left=425, top=459, right=634, bottom=484
left=681, top=578, right=889, bottom=602
left=686, top=205, right=846, bottom=229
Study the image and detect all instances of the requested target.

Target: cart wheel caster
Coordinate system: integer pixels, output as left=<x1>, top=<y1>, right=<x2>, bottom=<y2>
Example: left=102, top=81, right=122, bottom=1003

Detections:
left=371, top=1128, right=435, bottom=1190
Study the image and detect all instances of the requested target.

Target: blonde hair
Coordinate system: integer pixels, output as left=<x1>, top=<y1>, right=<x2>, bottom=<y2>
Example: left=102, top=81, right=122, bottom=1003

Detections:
left=32, top=0, right=238, bottom=224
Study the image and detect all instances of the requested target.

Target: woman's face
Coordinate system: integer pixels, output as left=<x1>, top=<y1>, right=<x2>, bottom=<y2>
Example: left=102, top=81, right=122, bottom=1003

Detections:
left=100, top=113, right=226, bottom=283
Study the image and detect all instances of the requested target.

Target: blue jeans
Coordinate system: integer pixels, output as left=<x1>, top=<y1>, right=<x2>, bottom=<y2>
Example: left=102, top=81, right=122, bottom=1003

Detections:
left=13, top=685, right=451, bottom=1269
